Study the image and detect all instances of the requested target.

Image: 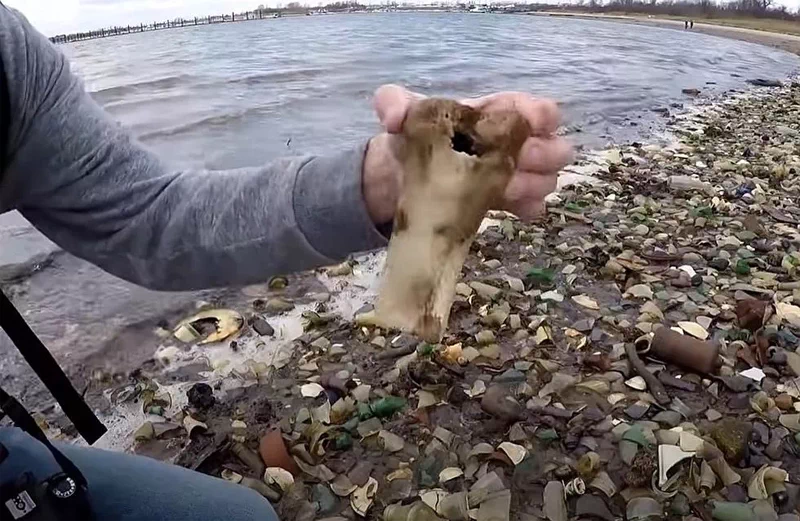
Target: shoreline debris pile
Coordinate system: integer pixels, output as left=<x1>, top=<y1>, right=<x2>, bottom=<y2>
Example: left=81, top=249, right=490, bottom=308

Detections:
left=102, top=81, right=800, bottom=520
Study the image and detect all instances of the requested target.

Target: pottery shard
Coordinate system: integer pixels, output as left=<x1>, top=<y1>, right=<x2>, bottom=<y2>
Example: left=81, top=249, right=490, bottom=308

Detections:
left=259, top=430, right=300, bottom=476
left=374, top=98, right=529, bottom=342
left=543, top=481, right=567, bottom=521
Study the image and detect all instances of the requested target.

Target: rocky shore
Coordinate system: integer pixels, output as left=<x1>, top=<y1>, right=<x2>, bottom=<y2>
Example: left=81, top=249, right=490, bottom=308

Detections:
left=49, top=78, right=800, bottom=521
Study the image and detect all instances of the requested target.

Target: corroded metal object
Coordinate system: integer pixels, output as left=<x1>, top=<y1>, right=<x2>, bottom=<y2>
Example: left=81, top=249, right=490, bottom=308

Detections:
left=649, top=327, right=720, bottom=375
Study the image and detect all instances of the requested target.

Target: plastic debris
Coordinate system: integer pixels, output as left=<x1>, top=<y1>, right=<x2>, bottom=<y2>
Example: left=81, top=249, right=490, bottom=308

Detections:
left=264, top=467, right=295, bottom=492
left=183, top=414, right=207, bottom=437
left=658, top=445, right=695, bottom=487
left=572, top=294, right=600, bottom=310
left=677, top=321, right=709, bottom=340
left=497, top=442, right=527, bottom=465
left=739, top=367, right=766, bottom=382
left=439, top=467, right=464, bottom=483
left=350, top=477, right=378, bottom=517
left=173, top=308, right=243, bottom=344
left=301, top=383, right=325, bottom=398
left=699, top=460, right=717, bottom=492
left=564, top=477, right=585, bottom=496
left=747, top=466, right=788, bottom=500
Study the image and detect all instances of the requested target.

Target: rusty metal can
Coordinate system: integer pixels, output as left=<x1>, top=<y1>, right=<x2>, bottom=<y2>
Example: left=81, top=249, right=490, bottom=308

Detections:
left=648, top=327, right=720, bottom=375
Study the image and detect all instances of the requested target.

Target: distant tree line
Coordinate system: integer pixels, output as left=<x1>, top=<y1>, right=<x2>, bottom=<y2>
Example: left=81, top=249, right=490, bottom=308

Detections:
left=256, top=1, right=366, bottom=12
left=566, top=0, right=798, bottom=21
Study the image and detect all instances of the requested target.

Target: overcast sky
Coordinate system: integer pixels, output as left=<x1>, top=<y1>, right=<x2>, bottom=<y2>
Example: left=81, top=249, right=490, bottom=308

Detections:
left=7, top=0, right=800, bottom=36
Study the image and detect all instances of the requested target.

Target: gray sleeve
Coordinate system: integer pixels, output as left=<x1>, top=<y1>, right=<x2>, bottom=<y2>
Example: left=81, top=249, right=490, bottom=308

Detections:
left=0, top=7, right=387, bottom=290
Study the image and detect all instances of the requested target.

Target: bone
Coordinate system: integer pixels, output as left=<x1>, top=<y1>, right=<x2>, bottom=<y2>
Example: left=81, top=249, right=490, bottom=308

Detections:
left=374, top=98, right=529, bottom=342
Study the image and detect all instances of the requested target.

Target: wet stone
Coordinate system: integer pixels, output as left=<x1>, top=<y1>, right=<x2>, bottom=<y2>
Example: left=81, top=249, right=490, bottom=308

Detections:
left=250, top=316, right=275, bottom=336
left=753, top=422, right=770, bottom=444
left=574, top=319, right=595, bottom=332
left=652, top=410, right=682, bottom=427
left=494, top=369, right=526, bottom=385
left=624, top=403, right=650, bottom=420
left=575, top=494, right=614, bottom=521
left=670, top=493, right=691, bottom=516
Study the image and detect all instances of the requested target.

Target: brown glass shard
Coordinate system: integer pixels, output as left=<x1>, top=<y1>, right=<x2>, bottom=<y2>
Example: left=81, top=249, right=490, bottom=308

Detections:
left=375, top=98, right=529, bottom=342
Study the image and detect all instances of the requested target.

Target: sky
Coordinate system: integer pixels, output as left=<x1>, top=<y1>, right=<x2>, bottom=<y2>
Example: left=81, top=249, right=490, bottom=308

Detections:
left=7, top=0, right=800, bottom=35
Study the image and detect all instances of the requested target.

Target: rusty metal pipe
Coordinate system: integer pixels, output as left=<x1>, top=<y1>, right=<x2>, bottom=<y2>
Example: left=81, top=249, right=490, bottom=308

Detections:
left=649, top=327, right=720, bottom=375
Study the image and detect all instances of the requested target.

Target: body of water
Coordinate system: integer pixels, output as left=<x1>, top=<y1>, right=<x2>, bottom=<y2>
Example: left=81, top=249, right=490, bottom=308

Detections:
left=2, top=12, right=798, bottom=407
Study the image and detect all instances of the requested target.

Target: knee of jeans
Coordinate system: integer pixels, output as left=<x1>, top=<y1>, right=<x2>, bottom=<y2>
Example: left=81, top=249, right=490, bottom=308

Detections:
left=0, top=427, right=63, bottom=484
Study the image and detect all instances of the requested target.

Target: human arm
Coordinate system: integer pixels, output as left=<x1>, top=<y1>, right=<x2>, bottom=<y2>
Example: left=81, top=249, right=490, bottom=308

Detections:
left=0, top=7, right=388, bottom=290
left=0, top=7, right=572, bottom=292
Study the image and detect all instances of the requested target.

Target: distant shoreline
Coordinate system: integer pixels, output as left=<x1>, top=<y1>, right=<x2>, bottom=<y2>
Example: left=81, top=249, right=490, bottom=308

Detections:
left=51, top=9, right=800, bottom=58
left=527, top=11, right=800, bottom=56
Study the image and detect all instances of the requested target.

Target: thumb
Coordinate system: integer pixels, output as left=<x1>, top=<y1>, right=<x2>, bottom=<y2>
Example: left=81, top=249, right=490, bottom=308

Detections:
left=373, top=84, right=423, bottom=134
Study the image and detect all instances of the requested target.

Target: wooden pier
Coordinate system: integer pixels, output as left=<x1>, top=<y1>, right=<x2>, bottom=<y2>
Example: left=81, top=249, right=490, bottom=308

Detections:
left=49, top=9, right=295, bottom=44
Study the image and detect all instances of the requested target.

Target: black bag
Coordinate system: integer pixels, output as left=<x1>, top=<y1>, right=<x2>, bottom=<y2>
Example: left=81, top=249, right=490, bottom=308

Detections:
left=0, top=387, right=95, bottom=521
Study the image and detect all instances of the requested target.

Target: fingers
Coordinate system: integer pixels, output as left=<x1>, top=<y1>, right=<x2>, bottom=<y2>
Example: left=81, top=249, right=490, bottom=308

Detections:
left=503, top=172, right=558, bottom=221
left=462, top=93, right=561, bottom=137
left=518, top=136, right=574, bottom=175
left=373, top=84, right=425, bottom=134
left=375, top=86, right=562, bottom=140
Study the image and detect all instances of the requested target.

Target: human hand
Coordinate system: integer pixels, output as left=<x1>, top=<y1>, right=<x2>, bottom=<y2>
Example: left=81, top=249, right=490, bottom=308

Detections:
left=362, top=84, right=573, bottom=225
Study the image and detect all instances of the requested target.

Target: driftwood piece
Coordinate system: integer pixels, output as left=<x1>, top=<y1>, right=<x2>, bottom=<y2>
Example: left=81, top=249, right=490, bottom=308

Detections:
left=374, top=98, right=529, bottom=342
left=624, top=342, right=670, bottom=405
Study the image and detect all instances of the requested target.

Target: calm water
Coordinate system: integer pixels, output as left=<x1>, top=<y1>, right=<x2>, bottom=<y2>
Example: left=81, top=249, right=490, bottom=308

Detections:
left=69, top=12, right=798, bottom=165
left=2, top=13, right=798, bottom=407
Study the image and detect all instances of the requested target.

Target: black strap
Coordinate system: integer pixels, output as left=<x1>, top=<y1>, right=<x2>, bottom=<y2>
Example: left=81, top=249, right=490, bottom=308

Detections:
left=0, top=386, right=89, bottom=487
left=0, top=25, right=9, bottom=172
left=0, top=290, right=106, bottom=444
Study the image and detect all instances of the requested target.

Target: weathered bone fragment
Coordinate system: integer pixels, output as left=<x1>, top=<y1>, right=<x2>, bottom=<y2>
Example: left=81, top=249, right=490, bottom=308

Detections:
left=375, top=98, right=529, bottom=342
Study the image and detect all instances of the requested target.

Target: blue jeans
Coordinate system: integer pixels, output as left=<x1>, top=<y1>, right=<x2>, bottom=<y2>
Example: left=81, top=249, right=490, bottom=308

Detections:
left=0, top=427, right=279, bottom=521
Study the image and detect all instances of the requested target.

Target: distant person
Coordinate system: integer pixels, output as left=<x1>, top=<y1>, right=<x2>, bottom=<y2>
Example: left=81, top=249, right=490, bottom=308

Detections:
left=0, top=4, right=572, bottom=521
left=690, top=20, right=694, bottom=29
left=685, top=20, right=688, bottom=29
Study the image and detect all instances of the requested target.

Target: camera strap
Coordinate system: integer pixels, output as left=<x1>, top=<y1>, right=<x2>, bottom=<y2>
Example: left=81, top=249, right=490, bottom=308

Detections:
left=0, top=290, right=106, bottom=444
left=0, top=386, right=88, bottom=489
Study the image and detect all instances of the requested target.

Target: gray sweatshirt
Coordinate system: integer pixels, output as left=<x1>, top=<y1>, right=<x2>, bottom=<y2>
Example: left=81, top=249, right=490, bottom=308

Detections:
left=0, top=7, right=388, bottom=291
